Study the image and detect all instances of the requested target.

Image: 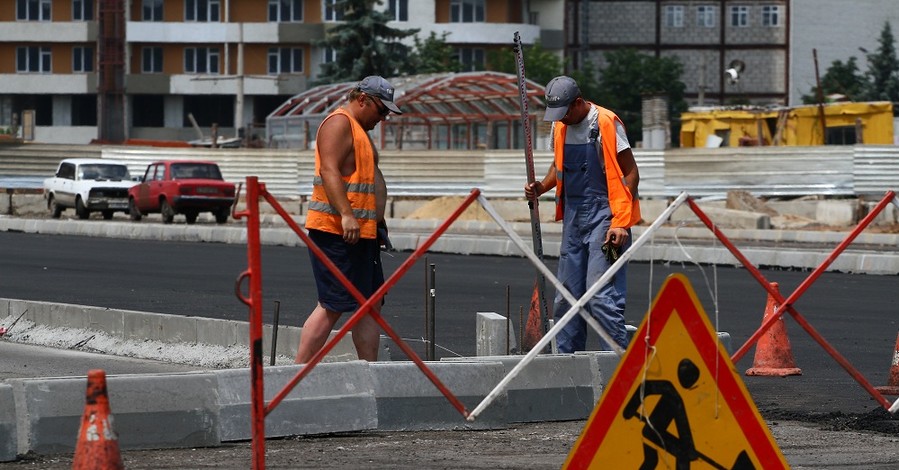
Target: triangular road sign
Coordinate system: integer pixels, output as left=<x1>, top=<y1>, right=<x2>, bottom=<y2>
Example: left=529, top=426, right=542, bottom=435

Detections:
left=565, top=273, right=788, bottom=470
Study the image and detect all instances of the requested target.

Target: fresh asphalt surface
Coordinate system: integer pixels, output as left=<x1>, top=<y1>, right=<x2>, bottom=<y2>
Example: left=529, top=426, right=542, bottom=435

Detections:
left=2, top=229, right=897, bottom=415
left=2, top=226, right=898, bottom=468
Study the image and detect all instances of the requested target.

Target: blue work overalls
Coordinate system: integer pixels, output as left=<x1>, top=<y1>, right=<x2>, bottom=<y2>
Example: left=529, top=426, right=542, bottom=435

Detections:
left=554, top=129, right=631, bottom=352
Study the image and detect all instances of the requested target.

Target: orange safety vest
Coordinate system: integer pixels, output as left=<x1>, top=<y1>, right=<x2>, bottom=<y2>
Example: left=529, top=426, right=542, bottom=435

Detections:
left=305, top=108, right=378, bottom=239
left=552, top=103, right=641, bottom=228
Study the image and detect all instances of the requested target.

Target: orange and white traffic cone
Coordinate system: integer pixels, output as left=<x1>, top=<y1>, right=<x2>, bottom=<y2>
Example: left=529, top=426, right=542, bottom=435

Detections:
left=72, top=369, right=124, bottom=470
left=875, top=331, right=899, bottom=396
left=745, top=282, right=802, bottom=377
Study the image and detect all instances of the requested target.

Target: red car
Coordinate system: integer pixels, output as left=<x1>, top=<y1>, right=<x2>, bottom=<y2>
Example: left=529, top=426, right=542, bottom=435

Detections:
left=128, top=160, right=235, bottom=224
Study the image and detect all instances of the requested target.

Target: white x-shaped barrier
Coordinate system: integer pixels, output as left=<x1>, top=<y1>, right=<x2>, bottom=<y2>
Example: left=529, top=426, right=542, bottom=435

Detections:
left=467, top=192, right=690, bottom=420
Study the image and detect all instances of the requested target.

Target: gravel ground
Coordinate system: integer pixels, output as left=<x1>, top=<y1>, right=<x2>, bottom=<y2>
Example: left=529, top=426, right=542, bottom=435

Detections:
left=3, top=415, right=898, bottom=469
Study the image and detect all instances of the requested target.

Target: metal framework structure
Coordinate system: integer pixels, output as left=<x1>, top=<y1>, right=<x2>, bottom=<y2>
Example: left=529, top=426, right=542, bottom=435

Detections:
left=265, top=72, right=546, bottom=151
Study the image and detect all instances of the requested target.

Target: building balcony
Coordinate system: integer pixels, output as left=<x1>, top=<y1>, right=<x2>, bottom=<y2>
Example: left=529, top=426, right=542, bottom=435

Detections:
left=127, top=22, right=324, bottom=44
left=0, top=21, right=95, bottom=42
left=420, top=22, right=540, bottom=45
left=167, top=74, right=306, bottom=95
left=0, top=73, right=95, bottom=94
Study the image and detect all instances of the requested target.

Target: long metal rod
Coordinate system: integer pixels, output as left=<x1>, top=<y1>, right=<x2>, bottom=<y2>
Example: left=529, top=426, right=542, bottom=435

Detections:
left=468, top=192, right=689, bottom=420
left=270, top=300, right=280, bottom=366
left=263, top=188, right=482, bottom=418
left=428, top=263, right=436, bottom=361
left=513, top=31, right=549, bottom=334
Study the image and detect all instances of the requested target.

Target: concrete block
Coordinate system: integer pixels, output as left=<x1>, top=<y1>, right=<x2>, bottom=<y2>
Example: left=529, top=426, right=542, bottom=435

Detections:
left=865, top=201, right=897, bottom=226
left=671, top=205, right=771, bottom=229
left=475, top=311, right=518, bottom=356
left=215, top=362, right=377, bottom=441
left=12, top=372, right=220, bottom=455
left=442, top=355, right=598, bottom=422
left=0, top=384, right=16, bottom=462
left=816, top=200, right=858, bottom=226
left=370, top=361, right=507, bottom=431
left=575, top=351, right=622, bottom=401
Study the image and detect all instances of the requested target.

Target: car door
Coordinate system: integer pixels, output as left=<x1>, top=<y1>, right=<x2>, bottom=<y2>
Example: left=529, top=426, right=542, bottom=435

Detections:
left=146, top=163, right=167, bottom=210
left=57, top=162, right=76, bottom=207
left=136, top=164, right=158, bottom=211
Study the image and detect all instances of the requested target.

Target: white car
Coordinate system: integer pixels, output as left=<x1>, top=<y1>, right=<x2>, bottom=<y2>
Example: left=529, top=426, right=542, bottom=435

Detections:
left=43, top=158, right=137, bottom=220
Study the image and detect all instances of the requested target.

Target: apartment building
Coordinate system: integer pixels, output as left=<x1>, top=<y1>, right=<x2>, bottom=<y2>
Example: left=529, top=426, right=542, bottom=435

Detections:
left=0, top=0, right=564, bottom=145
left=564, top=0, right=789, bottom=107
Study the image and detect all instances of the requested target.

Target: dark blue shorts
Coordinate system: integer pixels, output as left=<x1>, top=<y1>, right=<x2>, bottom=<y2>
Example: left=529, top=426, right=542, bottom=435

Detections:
left=308, top=229, right=385, bottom=314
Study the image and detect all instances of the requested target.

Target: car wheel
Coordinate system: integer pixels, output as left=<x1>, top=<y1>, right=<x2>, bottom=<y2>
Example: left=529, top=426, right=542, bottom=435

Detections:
left=49, top=196, right=63, bottom=219
left=75, top=197, right=89, bottom=219
left=102, top=210, right=114, bottom=220
left=129, top=198, right=142, bottom=221
left=160, top=199, right=175, bottom=224
left=185, top=211, right=198, bottom=224
left=214, top=208, right=229, bottom=224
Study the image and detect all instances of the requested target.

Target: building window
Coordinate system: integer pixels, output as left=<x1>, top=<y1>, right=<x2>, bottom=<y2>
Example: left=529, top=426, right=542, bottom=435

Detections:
left=186, top=0, right=220, bottom=22
left=73, top=47, right=94, bottom=72
left=664, top=5, right=684, bottom=28
left=697, top=5, right=716, bottom=27
left=142, top=0, right=163, bottom=21
left=142, top=47, right=163, bottom=73
left=730, top=5, right=749, bottom=27
left=455, top=48, right=484, bottom=72
left=73, top=0, right=93, bottom=20
left=450, top=0, right=484, bottom=23
left=322, top=47, right=338, bottom=64
left=269, top=0, right=303, bottom=22
left=268, top=47, right=304, bottom=74
left=387, top=0, right=407, bottom=21
left=184, top=47, right=220, bottom=74
left=323, top=0, right=343, bottom=21
left=762, top=5, right=781, bottom=27
left=17, top=0, right=52, bottom=21
left=16, top=47, right=51, bottom=73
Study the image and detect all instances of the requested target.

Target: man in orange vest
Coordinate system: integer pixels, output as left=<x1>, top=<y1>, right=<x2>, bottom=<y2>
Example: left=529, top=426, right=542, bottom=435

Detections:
left=524, top=76, right=640, bottom=352
left=296, top=75, right=401, bottom=363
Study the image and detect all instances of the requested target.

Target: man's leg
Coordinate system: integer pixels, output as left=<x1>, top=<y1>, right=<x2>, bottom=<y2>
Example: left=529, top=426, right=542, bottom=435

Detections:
left=586, top=231, right=631, bottom=350
left=295, top=303, right=340, bottom=364
left=351, top=304, right=381, bottom=361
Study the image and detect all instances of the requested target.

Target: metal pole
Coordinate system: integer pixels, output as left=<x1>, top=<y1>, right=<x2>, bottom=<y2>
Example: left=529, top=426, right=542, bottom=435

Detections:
left=813, top=48, right=827, bottom=144
left=424, top=256, right=429, bottom=360
left=505, top=286, right=511, bottom=355
left=270, top=300, right=281, bottom=366
left=428, top=264, right=437, bottom=361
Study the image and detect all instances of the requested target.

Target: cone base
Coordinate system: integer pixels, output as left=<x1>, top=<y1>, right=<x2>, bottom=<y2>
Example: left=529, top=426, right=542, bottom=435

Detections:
left=745, top=367, right=802, bottom=377
left=874, top=386, right=899, bottom=396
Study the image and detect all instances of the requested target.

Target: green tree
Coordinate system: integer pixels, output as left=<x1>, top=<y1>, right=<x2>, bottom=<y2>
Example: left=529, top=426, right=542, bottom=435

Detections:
left=487, top=40, right=564, bottom=88
left=314, top=0, right=419, bottom=84
left=595, top=49, right=688, bottom=145
left=801, top=57, right=867, bottom=104
left=863, top=21, right=899, bottom=102
left=408, top=31, right=461, bottom=74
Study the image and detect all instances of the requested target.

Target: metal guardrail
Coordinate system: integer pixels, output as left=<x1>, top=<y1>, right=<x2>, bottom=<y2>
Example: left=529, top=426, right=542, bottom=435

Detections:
left=0, top=143, right=895, bottom=199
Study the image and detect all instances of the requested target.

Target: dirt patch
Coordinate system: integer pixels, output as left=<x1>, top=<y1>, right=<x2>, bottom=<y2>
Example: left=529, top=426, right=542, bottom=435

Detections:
left=405, top=196, right=494, bottom=222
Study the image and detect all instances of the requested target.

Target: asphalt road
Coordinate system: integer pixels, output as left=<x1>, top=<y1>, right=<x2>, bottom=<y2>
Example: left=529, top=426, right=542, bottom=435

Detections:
left=2, top=230, right=897, bottom=413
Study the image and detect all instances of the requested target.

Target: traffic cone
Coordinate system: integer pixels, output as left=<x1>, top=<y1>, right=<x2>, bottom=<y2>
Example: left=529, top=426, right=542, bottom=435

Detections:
left=72, top=370, right=124, bottom=470
left=522, top=281, right=543, bottom=352
left=875, top=332, right=899, bottom=396
left=745, top=283, right=802, bottom=377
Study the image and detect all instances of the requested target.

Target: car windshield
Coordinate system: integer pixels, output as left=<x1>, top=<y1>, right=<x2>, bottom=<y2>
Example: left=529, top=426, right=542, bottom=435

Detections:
left=79, top=164, right=131, bottom=181
left=171, top=163, right=223, bottom=180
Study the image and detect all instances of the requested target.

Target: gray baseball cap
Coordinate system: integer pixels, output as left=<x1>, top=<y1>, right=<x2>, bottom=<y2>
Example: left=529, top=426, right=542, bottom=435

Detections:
left=357, top=75, right=402, bottom=115
left=543, top=76, right=581, bottom=121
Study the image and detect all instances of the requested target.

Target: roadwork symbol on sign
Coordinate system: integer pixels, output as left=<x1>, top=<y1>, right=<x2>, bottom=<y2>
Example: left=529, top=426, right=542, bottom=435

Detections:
left=564, top=273, right=788, bottom=470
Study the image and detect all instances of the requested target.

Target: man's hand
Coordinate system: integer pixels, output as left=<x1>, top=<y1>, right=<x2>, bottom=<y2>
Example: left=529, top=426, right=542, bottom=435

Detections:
left=341, top=214, right=360, bottom=244
left=604, top=227, right=628, bottom=248
left=524, top=181, right=543, bottom=202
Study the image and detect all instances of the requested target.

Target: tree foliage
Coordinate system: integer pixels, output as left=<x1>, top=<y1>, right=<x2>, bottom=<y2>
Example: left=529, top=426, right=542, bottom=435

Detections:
left=487, top=40, right=565, bottom=88
left=314, top=0, right=419, bottom=84
left=407, top=31, right=461, bottom=74
left=594, top=49, right=688, bottom=145
left=804, top=22, right=899, bottom=105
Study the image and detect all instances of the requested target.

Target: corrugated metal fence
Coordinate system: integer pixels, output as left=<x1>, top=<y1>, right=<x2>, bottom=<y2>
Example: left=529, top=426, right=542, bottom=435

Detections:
left=0, top=143, right=895, bottom=198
